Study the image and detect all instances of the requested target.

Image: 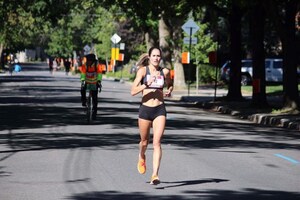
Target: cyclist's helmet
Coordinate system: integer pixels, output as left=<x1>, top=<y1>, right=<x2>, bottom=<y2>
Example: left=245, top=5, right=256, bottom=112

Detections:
left=85, top=53, right=97, bottom=66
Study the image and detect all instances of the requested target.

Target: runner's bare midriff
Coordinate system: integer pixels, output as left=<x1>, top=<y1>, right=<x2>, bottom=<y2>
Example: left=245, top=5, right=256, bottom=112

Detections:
left=141, top=89, right=164, bottom=107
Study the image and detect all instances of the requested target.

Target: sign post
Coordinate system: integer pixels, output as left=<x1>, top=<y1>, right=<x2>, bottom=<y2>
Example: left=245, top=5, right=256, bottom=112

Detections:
left=110, top=33, right=121, bottom=73
left=182, top=19, right=199, bottom=96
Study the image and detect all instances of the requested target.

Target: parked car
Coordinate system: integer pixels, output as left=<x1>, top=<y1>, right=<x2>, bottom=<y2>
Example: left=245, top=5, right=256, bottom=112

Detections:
left=221, top=58, right=285, bottom=85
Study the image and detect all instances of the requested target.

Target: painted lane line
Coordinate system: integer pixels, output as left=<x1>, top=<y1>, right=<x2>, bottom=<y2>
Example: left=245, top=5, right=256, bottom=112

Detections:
left=274, top=154, right=300, bottom=164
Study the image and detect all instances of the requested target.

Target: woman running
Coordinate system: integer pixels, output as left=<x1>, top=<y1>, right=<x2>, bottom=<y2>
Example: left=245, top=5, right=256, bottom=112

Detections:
left=131, top=47, right=173, bottom=185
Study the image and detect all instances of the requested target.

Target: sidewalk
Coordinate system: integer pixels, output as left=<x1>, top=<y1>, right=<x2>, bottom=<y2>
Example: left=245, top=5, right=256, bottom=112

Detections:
left=169, top=86, right=300, bottom=131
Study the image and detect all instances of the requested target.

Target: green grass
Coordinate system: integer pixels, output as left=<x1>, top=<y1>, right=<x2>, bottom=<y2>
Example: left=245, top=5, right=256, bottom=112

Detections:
left=242, top=84, right=300, bottom=95
left=242, top=84, right=282, bottom=95
left=105, top=65, right=136, bottom=81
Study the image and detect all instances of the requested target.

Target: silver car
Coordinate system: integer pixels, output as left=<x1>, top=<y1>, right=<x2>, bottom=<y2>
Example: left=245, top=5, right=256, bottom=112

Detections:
left=221, top=58, right=284, bottom=85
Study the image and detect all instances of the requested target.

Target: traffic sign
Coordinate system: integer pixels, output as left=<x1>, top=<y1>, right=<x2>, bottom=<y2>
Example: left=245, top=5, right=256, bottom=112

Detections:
left=181, top=19, right=200, bottom=35
left=111, top=33, right=121, bottom=44
left=83, top=44, right=91, bottom=55
left=120, top=43, right=125, bottom=50
left=183, top=37, right=197, bottom=44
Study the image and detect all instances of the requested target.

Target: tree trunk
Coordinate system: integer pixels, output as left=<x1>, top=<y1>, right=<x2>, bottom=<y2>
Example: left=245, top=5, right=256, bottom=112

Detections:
left=227, top=0, right=243, bottom=100
left=171, top=17, right=187, bottom=90
left=250, top=1, right=268, bottom=107
left=159, top=15, right=172, bottom=69
left=144, top=30, right=156, bottom=50
left=282, top=0, right=299, bottom=110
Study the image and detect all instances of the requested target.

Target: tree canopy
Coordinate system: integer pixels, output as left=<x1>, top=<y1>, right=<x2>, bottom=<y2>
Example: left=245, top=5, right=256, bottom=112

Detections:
left=0, top=0, right=299, bottom=110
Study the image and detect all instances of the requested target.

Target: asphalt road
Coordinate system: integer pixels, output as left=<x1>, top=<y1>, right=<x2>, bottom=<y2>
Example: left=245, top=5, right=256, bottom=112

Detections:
left=0, top=63, right=300, bottom=200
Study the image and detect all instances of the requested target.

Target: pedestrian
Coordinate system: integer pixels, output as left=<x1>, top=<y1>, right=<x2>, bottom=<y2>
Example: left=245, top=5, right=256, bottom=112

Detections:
left=47, top=57, right=54, bottom=74
left=63, top=58, right=71, bottom=75
left=131, top=47, right=173, bottom=185
left=52, top=58, right=58, bottom=74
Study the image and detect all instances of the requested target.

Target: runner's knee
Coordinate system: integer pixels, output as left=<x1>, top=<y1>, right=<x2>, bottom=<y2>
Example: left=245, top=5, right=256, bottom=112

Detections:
left=140, top=139, right=148, bottom=147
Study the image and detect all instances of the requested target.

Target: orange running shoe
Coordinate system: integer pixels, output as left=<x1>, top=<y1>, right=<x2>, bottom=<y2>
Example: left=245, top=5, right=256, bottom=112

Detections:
left=150, top=175, right=160, bottom=185
left=137, top=157, right=146, bottom=174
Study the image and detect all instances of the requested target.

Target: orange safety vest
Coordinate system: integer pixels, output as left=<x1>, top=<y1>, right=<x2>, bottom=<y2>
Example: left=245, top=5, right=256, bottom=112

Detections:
left=80, top=64, right=102, bottom=84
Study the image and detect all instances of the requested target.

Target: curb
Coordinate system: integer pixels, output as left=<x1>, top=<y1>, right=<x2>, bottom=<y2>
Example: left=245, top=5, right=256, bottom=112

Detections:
left=249, top=113, right=300, bottom=130
left=211, top=104, right=300, bottom=131
left=171, top=98, right=300, bottom=131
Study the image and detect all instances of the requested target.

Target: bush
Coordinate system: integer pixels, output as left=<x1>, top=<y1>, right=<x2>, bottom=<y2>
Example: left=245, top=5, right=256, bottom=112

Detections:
left=105, top=64, right=136, bottom=81
left=197, top=64, right=220, bottom=84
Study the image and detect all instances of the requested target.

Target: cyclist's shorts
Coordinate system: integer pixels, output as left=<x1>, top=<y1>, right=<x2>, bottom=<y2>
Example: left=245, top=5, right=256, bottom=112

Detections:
left=86, top=83, right=97, bottom=91
left=139, top=104, right=166, bottom=121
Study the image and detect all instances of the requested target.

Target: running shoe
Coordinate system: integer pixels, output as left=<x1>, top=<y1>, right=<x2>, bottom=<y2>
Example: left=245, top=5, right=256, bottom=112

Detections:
left=137, top=157, right=146, bottom=174
left=150, top=175, right=160, bottom=185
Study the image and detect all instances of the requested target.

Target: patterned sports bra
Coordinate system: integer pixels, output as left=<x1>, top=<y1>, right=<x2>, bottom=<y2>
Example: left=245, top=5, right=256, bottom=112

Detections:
left=142, top=66, right=165, bottom=89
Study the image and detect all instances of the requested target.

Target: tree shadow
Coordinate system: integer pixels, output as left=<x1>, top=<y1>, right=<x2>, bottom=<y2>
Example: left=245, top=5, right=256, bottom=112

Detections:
left=67, top=188, right=300, bottom=200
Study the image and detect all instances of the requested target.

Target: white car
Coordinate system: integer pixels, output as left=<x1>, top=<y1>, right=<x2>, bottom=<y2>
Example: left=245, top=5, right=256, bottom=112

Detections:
left=221, top=58, right=284, bottom=85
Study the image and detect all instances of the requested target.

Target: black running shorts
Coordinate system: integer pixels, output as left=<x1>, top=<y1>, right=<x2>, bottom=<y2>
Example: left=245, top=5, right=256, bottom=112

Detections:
left=138, top=104, right=166, bottom=121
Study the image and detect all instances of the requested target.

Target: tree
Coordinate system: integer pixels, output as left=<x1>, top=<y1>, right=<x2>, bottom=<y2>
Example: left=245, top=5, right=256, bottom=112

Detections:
left=157, top=1, right=195, bottom=90
left=227, top=0, right=243, bottom=100
left=267, top=0, right=300, bottom=110
left=100, top=0, right=159, bottom=49
left=249, top=0, right=268, bottom=107
left=0, top=1, right=36, bottom=67
left=44, top=3, right=118, bottom=61
left=46, top=19, right=75, bottom=58
left=0, top=0, right=80, bottom=65
left=100, top=0, right=189, bottom=89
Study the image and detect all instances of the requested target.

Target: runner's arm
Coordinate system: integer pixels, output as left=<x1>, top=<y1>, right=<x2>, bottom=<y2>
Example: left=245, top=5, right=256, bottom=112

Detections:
left=164, top=68, right=173, bottom=97
left=131, top=67, right=147, bottom=96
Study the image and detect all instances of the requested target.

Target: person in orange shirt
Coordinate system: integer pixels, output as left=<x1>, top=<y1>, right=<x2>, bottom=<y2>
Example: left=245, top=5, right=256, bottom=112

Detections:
left=80, top=53, right=102, bottom=119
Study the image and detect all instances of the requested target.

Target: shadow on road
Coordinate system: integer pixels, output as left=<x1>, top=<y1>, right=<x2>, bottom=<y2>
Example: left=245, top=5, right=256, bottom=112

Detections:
left=156, top=178, right=229, bottom=189
left=1, top=65, right=300, bottom=200
left=67, top=188, right=300, bottom=200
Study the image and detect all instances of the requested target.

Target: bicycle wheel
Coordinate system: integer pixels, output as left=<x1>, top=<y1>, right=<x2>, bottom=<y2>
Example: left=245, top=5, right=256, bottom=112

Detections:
left=86, top=94, right=93, bottom=123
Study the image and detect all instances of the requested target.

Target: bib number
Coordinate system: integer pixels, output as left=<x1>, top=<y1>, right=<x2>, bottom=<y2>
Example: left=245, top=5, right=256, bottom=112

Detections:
left=147, top=75, right=164, bottom=88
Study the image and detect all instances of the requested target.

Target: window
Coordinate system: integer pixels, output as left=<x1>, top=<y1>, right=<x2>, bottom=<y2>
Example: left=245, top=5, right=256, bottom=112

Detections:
left=265, top=60, right=271, bottom=69
left=273, top=61, right=283, bottom=69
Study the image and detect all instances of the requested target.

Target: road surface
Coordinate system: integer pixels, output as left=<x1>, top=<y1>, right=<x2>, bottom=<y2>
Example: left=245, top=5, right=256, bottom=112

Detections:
left=0, top=63, right=299, bottom=200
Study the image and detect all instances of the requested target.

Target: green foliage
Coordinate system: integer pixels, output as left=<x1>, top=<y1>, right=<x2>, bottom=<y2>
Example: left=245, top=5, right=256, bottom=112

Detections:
left=183, top=22, right=217, bottom=64
left=105, top=64, right=136, bottom=81
left=1, top=3, right=37, bottom=51
left=197, top=64, right=220, bottom=84
left=45, top=5, right=117, bottom=59
left=46, top=20, right=74, bottom=57
left=99, top=1, right=158, bottom=60
left=93, top=7, right=117, bottom=60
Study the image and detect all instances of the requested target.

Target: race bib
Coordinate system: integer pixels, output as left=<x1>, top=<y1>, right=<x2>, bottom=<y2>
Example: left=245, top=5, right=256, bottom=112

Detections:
left=86, top=72, right=97, bottom=79
left=147, top=75, right=164, bottom=88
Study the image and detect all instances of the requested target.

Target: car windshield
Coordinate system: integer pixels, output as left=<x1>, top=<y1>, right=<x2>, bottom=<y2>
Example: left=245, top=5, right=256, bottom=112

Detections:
left=242, top=60, right=252, bottom=68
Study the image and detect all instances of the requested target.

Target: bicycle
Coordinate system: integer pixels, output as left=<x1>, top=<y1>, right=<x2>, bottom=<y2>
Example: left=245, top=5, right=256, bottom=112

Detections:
left=85, top=83, right=101, bottom=123
left=85, top=84, right=95, bottom=123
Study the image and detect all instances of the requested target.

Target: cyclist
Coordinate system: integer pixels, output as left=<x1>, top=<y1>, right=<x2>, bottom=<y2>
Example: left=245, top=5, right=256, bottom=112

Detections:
left=80, top=53, right=102, bottom=119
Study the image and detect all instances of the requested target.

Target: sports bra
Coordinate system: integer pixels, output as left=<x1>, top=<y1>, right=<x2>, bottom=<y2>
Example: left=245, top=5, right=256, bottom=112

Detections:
left=142, top=66, right=165, bottom=89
